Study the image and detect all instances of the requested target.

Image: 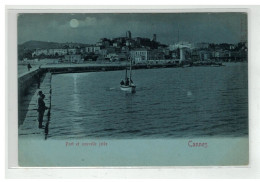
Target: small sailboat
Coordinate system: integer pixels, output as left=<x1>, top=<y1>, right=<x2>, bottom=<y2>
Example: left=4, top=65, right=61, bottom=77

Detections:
left=120, top=58, right=136, bottom=93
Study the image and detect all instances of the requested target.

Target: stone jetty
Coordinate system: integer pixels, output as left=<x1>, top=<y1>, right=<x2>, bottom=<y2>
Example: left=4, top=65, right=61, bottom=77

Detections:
left=18, top=72, right=52, bottom=139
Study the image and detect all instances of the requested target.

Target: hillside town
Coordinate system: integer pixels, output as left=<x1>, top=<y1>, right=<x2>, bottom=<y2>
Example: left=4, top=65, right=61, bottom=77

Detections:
left=19, top=31, right=248, bottom=65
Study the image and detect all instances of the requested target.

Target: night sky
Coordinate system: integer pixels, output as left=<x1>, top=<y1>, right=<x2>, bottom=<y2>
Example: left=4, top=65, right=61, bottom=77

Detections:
left=18, top=13, right=247, bottom=45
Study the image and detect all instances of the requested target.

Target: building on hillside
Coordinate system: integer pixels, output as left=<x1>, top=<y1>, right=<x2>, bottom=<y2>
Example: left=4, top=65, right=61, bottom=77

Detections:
left=98, top=38, right=111, bottom=47
left=112, top=42, right=121, bottom=47
left=32, top=48, right=68, bottom=57
left=32, top=49, right=48, bottom=56
left=93, top=46, right=101, bottom=53
left=117, top=53, right=128, bottom=61
left=130, top=48, right=149, bottom=63
left=85, top=46, right=101, bottom=54
left=213, top=50, right=230, bottom=59
left=180, top=47, right=191, bottom=62
left=171, top=51, right=178, bottom=59
left=51, top=49, right=68, bottom=56
left=67, top=48, right=77, bottom=55
left=130, top=48, right=165, bottom=64
left=85, top=46, right=94, bottom=53
left=190, top=50, right=200, bottom=61
left=99, top=47, right=116, bottom=56
left=64, top=54, right=83, bottom=63
left=169, top=41, right=192, bottom=50
left=106, top=53, right=118, bottom=61
left=80, top=47, right=86, bottom=54
left=121, top=46, right=130, bottom=53
left=112, top=37, right=126, bottom=44
left=99, top=49, right=108, bottom=56
left=158, top=47, right=170, bottom=56
left=148, top=50, right=165, bottom=60
left=199, top=50, right=212, bottom=61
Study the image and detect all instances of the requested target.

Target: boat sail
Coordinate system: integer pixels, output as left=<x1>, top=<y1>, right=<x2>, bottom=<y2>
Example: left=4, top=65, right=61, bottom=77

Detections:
left=120, top=58, right=136, bottom=93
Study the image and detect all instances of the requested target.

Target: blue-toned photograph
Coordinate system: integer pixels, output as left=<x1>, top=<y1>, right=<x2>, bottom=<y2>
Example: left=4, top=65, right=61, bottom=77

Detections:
left=17, top=12, right=248, bottom=166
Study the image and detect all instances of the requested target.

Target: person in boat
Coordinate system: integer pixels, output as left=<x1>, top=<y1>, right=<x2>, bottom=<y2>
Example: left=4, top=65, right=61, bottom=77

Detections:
left=125, top=78, right=130, bottom=86
left=120, top=80, right=125, bottom=85
left=130, top=78, right=133, bottom=84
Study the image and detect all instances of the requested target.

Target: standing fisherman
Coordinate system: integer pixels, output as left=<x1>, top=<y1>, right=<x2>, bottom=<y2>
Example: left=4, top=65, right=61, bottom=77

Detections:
left=37, top=91, right=48, bottom=129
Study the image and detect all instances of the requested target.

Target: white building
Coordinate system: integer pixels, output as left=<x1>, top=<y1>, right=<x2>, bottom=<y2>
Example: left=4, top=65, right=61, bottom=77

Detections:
left=130, top=48, right=149, bottom=63
left=85, top=46, right=94, bottom=53
left=51, top=49, right=68, bottom=56
left=179, top=47, right=191, bottom=62
left=130, top=48, right=165, bottom=64
left=180, top=48, right=186, bottom=62
left=64, top=55, right=83, bottom=63
left=32, top=48, right=68, bottom=56
left=67, top=48, right=77, bottom=55
left=85, top=46, right=101, bottom=54
left=113, top=42, right=120, bottom=47
left=32, top=49, right=48, bottom=56
left=169, top=41, right=192, bottom=50
left=199, top=50, right=212, bottom=61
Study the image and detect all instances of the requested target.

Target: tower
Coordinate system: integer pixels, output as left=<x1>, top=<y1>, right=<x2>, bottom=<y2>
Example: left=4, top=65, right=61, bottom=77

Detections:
left=126, top=31, right=132, bottom=39
left=153, top=34, right=157, bottom=42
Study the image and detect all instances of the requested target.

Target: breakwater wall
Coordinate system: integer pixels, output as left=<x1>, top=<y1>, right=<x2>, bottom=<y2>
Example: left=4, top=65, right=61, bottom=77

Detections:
left=18, top=72, right=52, bottom=139
left=18, top=69, right=45, bottom=126
left=41, top=63, right=180, bottom=74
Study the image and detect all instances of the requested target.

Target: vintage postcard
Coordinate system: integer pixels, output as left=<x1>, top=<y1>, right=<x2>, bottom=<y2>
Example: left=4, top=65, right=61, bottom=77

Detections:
left=16, top=11, right=248, bottom=167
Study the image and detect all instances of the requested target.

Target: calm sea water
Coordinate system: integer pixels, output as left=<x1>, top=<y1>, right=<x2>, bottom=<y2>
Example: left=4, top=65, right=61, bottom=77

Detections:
left=49, top=63, right=248, bottom=139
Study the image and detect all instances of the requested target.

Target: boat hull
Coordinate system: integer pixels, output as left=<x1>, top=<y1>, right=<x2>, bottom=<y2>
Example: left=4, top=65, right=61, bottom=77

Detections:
left=120, top=85, right=136, bottom=93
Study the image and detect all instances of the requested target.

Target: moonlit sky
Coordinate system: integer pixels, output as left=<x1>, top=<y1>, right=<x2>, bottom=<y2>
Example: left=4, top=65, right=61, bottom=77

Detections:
left=18, top=13, right=247, bottom=45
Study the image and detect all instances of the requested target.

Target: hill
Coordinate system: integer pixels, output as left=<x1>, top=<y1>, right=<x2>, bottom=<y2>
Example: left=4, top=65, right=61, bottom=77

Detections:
left=18, top=40, right=89, bottom=50
left=17, top=40, right=89, bottom=60
left=18, top=40, right=61, bottom=50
